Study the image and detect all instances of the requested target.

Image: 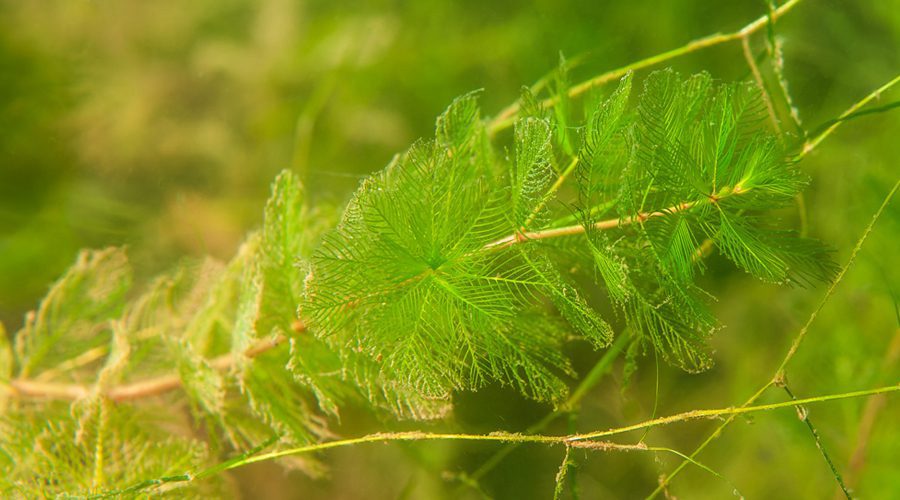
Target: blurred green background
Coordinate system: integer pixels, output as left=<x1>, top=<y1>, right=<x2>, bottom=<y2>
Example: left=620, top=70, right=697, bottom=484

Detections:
left=1, top=0, right=898, bottom=498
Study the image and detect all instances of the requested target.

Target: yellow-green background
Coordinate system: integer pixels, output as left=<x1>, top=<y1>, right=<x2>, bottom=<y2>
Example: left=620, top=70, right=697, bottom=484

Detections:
left=1, top=0, right=898, bottom=498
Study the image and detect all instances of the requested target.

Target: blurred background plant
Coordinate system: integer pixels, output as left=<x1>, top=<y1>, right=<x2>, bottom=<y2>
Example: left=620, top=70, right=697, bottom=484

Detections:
left=1, top=0, right=898, bottom=498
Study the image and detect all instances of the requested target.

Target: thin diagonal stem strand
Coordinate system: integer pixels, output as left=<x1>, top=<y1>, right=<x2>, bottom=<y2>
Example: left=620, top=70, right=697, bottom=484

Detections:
left=741, top=34, right=782, bottom=135
left=647, top=179, right=900, bottom=498
left=569, top=385, right=900, bottom=442
left=775, top=180, right=899, bottom=374
left=487, top=0, right=804, bottom=135
left=553, top=446, right=573, bottom=500
left=644, top=446, right=742, bottom=496
left=797, top=73, right=900, bottom=160
left=780, top=383, right=851, bottom=499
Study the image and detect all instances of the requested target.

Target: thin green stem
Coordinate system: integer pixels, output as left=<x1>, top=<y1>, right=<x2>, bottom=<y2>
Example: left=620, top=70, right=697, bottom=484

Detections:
left=193, top=434, right=281, bottom=480
left=553, top=446, right=574, bottom=500
left=565, top=333, right=631, bottom=410
left=227, top=432, right=561, bottom=467
left=741, top=34, right=782, bottom=135
left=487, top=0, right=804, bottom=135
left=797, top=74, right=900, bottom=161
left=531, top=53, right=591, bottom=97
left=644, top=446, right=741, bottom=497
left=291, top=70, right=340, bottom=175
left=775, top=180, right=899, bottom=375
left=568, top=384, right=900, bottom=443
left=637, top=347, right=660, bottom=445
left=796, top=192, right=809, bottom=237
left=780, top=383, right=851, bottom=499
left=769, top=31, right=806, bottom=134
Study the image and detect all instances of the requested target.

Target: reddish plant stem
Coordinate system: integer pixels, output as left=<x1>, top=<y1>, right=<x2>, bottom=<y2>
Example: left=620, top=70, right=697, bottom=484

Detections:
left=7, top=334, right=290, bottom=402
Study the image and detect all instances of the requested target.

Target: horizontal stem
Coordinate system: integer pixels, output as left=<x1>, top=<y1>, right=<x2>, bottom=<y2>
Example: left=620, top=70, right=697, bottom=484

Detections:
left=6, top=334, right=290, bottom=402
left=204, top=383, right=898, bottom=470
left=92, top=382, right=896, bottom=497
left=488, top=0, right=803, bottom=135
left=90, top=382, right=896, bottom=498
left=483, top=200, right=697, bottom=251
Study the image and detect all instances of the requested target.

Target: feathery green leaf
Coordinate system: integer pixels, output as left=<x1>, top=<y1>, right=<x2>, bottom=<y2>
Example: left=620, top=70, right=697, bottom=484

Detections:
left=14, top=248, right=131, bottom=379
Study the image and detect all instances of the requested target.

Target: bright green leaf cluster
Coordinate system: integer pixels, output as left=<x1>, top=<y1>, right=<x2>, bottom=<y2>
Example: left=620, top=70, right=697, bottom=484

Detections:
left=306, top=69, right=836, bottom=393
left=304, top=94, right=599, bottom=402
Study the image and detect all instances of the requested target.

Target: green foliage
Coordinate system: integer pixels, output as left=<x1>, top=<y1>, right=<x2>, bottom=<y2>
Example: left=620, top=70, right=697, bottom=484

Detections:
left=1, top=401, right=224, bottom=498
left=1, top=167, right=482, bottom=495
left=578, top=72, right=633, bottom=212
left=0, top=179, right=277, bottom=491
left=0, top=53, right=853, bottom=499
left=303, top=68, right=835, bottom=400
left=511, top=116, right=554, bottom=230
left=304, top=94, right=580, bottom=402
left=14, top=249, right=131, bottom=379
left=571, top=69, right=838, bottom=370
left=2, top=0, right=899, bottom=497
